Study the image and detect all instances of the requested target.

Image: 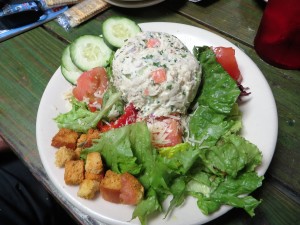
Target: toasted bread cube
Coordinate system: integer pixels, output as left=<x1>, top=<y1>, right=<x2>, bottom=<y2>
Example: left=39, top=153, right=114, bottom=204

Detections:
left=77, top=129, right=101, bottom=148
left=85, top=152, right=103, bottom=174
left=64, top=160, right=84, bottom=185
left=84, top=129, right=101, bottom=148
left=77, top=134, right=87, bottom=148
left=120, top=172, right=144, bottom=205
left=100, top=170, right=144, bottom=205
left=55, top=146, right=75, bottom=167
left=74, top=147, right=82, bottom=160
left=100, top=170, right=122, bottom=203
left=52, top=128, right=79, bottom=150
left=77, top=179, right=100, bottom=199
left=85, top=171, right=104, bottom=182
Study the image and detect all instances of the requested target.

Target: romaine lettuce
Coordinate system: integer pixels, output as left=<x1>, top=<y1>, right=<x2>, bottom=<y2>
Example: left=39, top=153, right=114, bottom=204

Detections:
left=75, top=46, right=263, bottom=225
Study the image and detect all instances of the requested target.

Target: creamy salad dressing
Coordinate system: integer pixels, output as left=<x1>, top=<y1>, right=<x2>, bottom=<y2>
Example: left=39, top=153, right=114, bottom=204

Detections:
left=112, top=31, right=202, bottom=117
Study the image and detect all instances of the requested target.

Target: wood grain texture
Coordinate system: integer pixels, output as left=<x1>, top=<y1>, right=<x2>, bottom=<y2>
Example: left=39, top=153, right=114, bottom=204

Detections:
left=166, top=0, right=265, bottom=46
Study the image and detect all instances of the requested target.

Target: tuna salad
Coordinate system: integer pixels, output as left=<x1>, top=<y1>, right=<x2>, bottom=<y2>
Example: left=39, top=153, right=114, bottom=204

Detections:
left=112, top=31, right=202, bottom=117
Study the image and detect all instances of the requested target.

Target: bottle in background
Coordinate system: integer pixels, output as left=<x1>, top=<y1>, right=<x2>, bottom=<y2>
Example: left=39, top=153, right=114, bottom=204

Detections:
left=254, top=0, right=300, bottom=70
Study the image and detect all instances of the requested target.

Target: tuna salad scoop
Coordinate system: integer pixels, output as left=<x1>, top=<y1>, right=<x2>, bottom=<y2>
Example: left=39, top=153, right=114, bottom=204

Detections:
left=112, top=31, right=202, bottom=117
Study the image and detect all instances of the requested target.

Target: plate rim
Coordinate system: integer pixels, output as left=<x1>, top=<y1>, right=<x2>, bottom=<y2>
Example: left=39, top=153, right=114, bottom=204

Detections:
left=36, top=22, right=278, bottom=225
left=104, top=0, right=165, bottom=8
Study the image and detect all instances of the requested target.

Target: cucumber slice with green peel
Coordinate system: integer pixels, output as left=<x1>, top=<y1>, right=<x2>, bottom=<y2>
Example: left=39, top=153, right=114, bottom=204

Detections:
left=70, top=35, right=112, bottom=71
left=102, top=16, right=141, bottom=49
left=61, top=66, right=83, bottom=85
left=61, top=45, right=83, bottom=72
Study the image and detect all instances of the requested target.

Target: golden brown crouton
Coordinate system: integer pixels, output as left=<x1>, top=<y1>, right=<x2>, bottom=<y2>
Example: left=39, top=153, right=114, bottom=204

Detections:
left=77, top=179, right=100, bottom=199
left=55, top=146, right=75, bottom=167
left=64, top=160, right=84, bottom=185
left=100, top=170, right=144, bottom=205
left=77, top=129, right=101, bottom=148
left=77, top=134, right=87, bottom=148
left=83, top=129, right=101, bottom=148
left=51, top=128, right=79, bottom=150
left=74, top=147, right=82, bottom=160
left=85, top=152, right=103, bottom=174
left=85, top=172, right=104, bottom=182
left=120, top=172, right=144, bottom=205
left=100, top=170, right=122, bottom=203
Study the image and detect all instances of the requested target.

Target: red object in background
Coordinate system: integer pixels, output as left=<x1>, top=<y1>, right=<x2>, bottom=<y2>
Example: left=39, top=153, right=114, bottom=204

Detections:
left=254, top=0, right=300, bottom=69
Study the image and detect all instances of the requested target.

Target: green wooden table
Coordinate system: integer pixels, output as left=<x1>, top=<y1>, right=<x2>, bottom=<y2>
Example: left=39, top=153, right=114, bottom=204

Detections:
left=0, top=0, right=299, bottom=224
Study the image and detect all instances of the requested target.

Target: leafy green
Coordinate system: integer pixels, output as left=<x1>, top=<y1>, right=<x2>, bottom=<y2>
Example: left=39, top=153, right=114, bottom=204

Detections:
left=198, top=135, right=262, bottom=177
left=54, top=92, right=121, bottom=133
left=189, top=46, right=241, bottom=147
left=102, top=85, right=124, bottom=120
left=188, top=171, right=263, bottom=216
left=80, top=122, right=148, bottom=175
left=66, top=45, right=263, bottom=225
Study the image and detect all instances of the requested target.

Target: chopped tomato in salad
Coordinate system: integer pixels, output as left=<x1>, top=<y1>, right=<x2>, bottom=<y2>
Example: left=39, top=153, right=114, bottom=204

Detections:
left=213, top=47, right=242, bottom=82
left=97, top=103, right=138, bottom=132
left=147, top=117, right=183, bottom=148
left=71, top=46, right=242, bottom=148
left=73, top=67, right=108, bottom=112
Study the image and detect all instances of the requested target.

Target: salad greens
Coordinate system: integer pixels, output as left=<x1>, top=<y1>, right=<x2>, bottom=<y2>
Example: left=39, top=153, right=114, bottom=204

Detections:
left=54, top=92, right=121, bottom=133
left=55, top=45, right=263, bottom=225
left=81, top=47, right=263, bottom=224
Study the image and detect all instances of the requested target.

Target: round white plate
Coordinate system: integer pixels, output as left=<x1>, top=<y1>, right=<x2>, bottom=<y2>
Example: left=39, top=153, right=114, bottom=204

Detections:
left=36, top=22, right=278, bottom=225
left=105, top=0, right=165, bottom=8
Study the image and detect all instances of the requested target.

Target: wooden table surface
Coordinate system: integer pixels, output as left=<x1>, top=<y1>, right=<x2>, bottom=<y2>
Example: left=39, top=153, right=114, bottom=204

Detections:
left=0, top=0, right=299, bottom=224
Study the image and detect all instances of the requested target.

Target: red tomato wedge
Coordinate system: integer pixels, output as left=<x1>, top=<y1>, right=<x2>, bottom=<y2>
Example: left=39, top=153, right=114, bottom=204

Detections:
left=73, top=67, right=108, bottom=111
left=149, top=117, right=182, bottom=148
left=97, top=103, right=138, bottom=132
left=212, top=47, right=242, bottom=82
left=151, top=68, right=167, bottom=84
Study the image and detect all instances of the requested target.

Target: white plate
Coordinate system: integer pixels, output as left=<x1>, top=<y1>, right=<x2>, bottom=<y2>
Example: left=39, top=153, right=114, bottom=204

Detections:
left=105, top=0, right=165, bottom=8
left=36, top=22, right=278, bottom=225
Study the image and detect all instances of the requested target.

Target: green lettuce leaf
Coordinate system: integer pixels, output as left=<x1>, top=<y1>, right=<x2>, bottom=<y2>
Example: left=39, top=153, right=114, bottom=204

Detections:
left=102, top=85, right=124, bottom=120
left=189, top=46, right=241, bottom=147
left=132, top=188, right=162, bottom=225
left=54, top=92, right=121, bottom=133
left=198, top=135, right=262, bottom=178
left=74, top=46, right=263, bottom=225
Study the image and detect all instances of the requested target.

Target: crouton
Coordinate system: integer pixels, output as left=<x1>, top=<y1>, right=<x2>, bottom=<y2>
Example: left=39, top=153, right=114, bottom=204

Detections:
left=120, top=172, right=144, bottom=205
left=64, top=160, right=84, bottom=185
left=85, top=152, right=103, bottom=174
left=55, top=146, right=75, bottom=167
left=51, top=128, right=79, bottom=150
left=85, top=171, right=104, bottom=182
left=100, top=170, right=144, bottom=205
left=74, top=147, right=82, bottom=160
left=77, top=179, right=100, bottom=199
left=84, top=129, right=101, bottom=148
left=77, top=134, right=87, bottom=148
left=77, top=129, right=101, bottom=148
left=100, top=170, right=122, bottom=203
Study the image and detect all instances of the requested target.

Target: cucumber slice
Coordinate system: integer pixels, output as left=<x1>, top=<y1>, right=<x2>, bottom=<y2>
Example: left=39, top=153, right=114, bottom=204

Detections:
left=102, top=16, right=141, bottom=49
left=61, top=45, right=83, bottom=72
left=70, top=35, right=112, bottom=71
left=61, top=66, right=83, bottom=85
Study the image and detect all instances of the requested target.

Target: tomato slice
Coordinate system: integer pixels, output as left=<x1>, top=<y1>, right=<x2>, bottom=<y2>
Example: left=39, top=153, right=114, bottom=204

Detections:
left=73, top=67, right=108, bottom=110
left=97, top=103, right=138, bottom=132
left=212, top=47, right=242, bottom=82
left=149, top=117, right=182, bottom=148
